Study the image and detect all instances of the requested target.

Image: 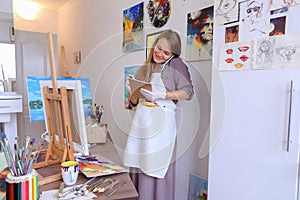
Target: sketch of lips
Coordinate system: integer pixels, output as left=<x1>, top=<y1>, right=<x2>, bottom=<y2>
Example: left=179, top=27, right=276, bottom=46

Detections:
left=240, top=55, right=249, bottom=61
left=225, top=58, right=234, bottom=63
left=234, top=63, right=244, bottom=68
left=238, top=46, right=249, bottom=52
left=226, top=48, right=233, bottom=54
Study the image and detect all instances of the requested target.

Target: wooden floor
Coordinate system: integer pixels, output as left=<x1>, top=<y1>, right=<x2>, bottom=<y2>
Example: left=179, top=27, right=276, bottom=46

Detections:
left=37, top=136, right=138, bottom=200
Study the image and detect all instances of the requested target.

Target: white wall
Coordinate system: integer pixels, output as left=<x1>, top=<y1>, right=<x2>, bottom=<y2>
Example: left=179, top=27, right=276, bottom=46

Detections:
left=58, top=0, right=212, bottom=199
left=0, top=0, right=12, bottom=13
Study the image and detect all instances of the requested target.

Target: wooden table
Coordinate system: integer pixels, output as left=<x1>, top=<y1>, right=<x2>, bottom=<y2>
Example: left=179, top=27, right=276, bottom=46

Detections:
left=38, top=137, right=138, bottom=200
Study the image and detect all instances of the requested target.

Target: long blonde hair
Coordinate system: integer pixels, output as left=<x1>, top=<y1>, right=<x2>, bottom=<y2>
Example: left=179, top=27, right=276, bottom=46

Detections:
left=136, top=29, right=182, bottom=82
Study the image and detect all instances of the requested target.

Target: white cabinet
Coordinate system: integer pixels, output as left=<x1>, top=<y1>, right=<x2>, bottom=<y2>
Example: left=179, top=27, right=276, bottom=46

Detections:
left=0, top=93, right=22, bottom=150
left=209, top=69, right=300, bottom=200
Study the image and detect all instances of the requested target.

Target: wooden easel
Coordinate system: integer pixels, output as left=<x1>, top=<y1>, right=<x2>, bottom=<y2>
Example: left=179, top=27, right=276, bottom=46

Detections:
left=33, top=33, right=75, bottom=185
left=60, top=45, right=72, bottom=78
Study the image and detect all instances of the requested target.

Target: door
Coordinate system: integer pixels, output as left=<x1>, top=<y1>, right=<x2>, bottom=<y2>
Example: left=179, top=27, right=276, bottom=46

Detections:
left=15, top=30, right=57, bottom=140
left=208, top=69, right=300, bottom=200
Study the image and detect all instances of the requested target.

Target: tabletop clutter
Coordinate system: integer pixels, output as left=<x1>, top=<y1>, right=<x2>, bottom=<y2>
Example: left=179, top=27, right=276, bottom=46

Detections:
left=40, top=155, right=128, bottom=199
left=0, top=130, right=128, bottom=199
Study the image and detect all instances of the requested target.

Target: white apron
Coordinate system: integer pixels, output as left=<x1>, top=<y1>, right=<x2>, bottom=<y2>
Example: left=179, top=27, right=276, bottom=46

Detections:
left=123, top=64, right=176, bottom=178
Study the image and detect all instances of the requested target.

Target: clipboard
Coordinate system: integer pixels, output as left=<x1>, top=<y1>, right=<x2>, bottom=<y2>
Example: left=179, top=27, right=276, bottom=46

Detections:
left=128, top=78, right=152, bottom=99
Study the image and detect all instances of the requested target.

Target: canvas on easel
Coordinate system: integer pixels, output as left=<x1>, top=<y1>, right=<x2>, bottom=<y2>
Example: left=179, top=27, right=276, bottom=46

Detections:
left=39, top=80, right=89, bottom=156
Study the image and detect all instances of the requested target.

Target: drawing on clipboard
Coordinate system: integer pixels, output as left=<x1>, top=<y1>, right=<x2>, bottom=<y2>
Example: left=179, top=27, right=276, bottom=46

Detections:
left=128, top=78, right=152, bottom=99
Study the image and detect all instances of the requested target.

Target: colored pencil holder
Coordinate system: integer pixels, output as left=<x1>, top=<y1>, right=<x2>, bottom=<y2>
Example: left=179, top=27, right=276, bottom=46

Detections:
left=5, top=169, right=38, bottom=200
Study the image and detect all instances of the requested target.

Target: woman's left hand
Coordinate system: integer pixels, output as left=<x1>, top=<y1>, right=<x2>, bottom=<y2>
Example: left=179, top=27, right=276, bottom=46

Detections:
left=140, top=88, right=166, bottom=101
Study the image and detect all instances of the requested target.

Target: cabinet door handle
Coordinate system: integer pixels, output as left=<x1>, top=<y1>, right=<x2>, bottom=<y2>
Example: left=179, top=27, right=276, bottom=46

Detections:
left=287, top=80, right=294, bottom=152
left=0, top=106, right=10, bottom=108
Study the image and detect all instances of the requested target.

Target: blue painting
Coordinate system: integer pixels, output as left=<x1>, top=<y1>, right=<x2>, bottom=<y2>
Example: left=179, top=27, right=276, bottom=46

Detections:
left=188, top=174, right=208, bottom=200
left=27, top=76, right=92, bottom=122
left=123, top=2, right=144, bottom=53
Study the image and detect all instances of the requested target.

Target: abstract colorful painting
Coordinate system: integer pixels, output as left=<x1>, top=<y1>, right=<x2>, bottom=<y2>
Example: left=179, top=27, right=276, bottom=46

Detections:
left=123, top=2, right=144, bottom=53
left=186, top=6, right=214, bottom=61
left=147, top=0, right=171, bottom=28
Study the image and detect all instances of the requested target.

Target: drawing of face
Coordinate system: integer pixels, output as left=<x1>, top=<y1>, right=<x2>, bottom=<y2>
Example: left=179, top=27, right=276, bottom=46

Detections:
left=200, top=17, right=213, bottom=42
left=246, top=1, right=262, bottom=21
left=218, top=0, right=237, bottom=14
left=285, top=46, right=296, bottom=58
left=260, top=41, right=271, bottom=52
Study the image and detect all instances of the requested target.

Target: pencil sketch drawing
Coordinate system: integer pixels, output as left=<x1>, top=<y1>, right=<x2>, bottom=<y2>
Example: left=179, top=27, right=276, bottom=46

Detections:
left=242, top=1, right=265, bottom=33
left=239, top=0, right=269, bottom=40
left=253, top=35, right=300, bottom=69
left=256, top=39, right=274, bottom=64
left=276, top=45, right=296, bottom=62
left=216, top=0, right=237, bottom=21
left=271, top=0, right=299, bottom=10
left=215, top=0, right=239, bottom=25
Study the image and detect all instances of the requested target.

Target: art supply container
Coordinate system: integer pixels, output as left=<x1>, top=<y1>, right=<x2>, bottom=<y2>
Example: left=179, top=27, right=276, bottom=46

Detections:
left=5, top=169, right=38, bottom=200
left=61, top=161, right=79, bottom=185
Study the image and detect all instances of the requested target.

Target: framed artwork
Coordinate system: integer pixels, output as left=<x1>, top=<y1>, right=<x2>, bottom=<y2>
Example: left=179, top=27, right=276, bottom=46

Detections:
left=146, top=31, right=163, bottom=59
left=146, top=0, right=171, bottom=28
left=188, top=174, right=208, bottom=200
left=225, top=24, right=239, bottom=43
left=269, top=16, right=286, bottom=36
left=39, top=80, right=89, bottom=156
left=123, top=2, right=144, bottom=53
left=186, top=6, right=214, bottom=61
left=124, top=65, right=142, bottom=110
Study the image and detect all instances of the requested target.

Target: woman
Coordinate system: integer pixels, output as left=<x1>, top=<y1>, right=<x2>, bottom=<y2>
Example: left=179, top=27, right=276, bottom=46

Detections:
left=123, top=29, right=194, bottom=200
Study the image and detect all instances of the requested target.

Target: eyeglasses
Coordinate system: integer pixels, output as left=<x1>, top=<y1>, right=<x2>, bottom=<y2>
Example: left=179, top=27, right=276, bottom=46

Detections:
left=246, top=6, right=261, bottom=13
left=202, top=22, right=213, bottom=27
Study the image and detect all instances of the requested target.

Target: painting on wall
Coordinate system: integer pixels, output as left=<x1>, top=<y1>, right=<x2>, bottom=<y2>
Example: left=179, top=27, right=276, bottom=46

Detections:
left=27, top=76, right=92, bottom=122
left=123, top=2, right=144, bottom=53
left=188, top=174, right=208, bottom=200
left=124, top=65, right=142, bottom=110
left=186, top=6, right=214, bottom=61
left=146, top=0, right=171, bottom=28
left=146, top=31, right=163, bottom=59
left=225, top=24, right=239, bottom=43
left=269, top=16, right=286, bottom=36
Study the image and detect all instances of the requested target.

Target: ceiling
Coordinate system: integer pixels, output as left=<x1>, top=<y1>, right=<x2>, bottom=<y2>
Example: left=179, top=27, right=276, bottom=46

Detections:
left=30, top=0, right=70, bottom=11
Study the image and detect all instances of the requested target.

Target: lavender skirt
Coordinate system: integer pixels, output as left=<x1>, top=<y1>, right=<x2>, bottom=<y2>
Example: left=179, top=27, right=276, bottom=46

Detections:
left=130, top=161, right=175, bottom=200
